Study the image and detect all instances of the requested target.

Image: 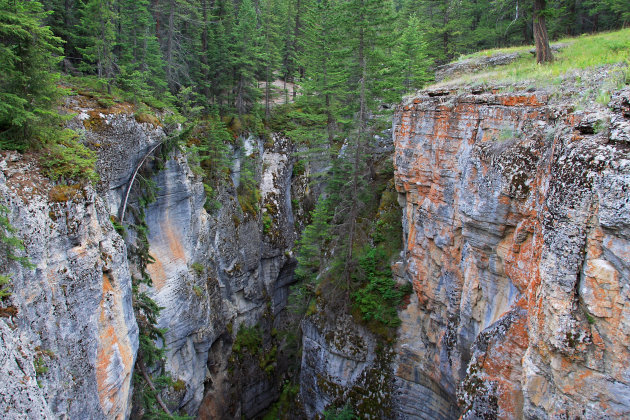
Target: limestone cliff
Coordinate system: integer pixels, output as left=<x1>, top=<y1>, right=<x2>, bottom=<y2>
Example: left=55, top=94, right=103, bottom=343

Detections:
left=0, top=95, right=302, bottom=418
left=393, top=87, right=630, bottom=418
left=0, top=151, right=138, bottom=419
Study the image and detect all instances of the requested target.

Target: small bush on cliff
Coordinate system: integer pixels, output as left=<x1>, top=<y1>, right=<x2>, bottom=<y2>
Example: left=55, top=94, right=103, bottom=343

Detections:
left=233, top=324, right=263, bottom=358
left=39, top=135, right=99, bottom=183
left=323, top=405, right=356, bottom=420
left=352, top=247, right=413, bottom=330
left=237, top=155, right=261, bottom=217
left=0, top=205, right=35, bottom=301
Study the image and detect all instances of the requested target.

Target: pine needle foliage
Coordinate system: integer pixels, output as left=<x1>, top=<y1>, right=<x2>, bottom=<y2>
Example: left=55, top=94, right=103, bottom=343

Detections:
left=0, top=0, right=65, bottom=149
left=0, top=205, right=34, bottom=300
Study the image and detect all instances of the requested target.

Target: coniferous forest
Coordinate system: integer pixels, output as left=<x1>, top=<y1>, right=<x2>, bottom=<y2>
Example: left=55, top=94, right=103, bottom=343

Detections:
left=2, top=0, right=628, bottom=153
left=1, top=0, right=629, bottom=419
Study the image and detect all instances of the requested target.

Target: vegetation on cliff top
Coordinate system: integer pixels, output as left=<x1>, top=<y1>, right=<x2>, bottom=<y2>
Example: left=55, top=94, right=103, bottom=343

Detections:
left=2, top=0, right=628, bottom=185
left=436, top=28, right=630, bottom=89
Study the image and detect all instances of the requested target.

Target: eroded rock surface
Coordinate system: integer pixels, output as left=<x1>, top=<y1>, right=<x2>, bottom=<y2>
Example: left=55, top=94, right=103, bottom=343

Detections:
left=393, top=87, right=630, bottom=418
left=0, top=152, right=138, bottom=419
left=0, top=96, right=302, bottom=419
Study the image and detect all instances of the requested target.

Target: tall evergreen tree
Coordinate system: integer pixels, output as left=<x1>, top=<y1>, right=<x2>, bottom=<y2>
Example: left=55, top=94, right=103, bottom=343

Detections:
left=393, top=13, right=432, bottom=94
left=117, top=0, right=168, bottom=102
left=533, top=0, right=553, bottom=63
left=232, top=0, right=263, bottom=115
left=76, top=0, right=116, bottom=86
left=260, top=0, right=287, bottom=119
left=0, top=0, right=65, bottom=148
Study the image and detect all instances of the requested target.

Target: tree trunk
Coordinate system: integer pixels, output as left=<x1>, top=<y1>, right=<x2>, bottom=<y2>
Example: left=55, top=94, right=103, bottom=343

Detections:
left=533, top=0, right=553, bottom=63
left=265, top=65, right=271, bottom=120
left=166, top=0, right=176, bottom=90
left=201, top=0, right=210, bottom=102
left=344, top=2, right=366, bottom=301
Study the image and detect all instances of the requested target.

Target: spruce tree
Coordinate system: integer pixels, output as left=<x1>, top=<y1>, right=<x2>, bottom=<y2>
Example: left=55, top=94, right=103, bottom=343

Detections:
left=533, top=0, right=553, bottom=63
left=393, top=13, right=432, bottom=94
left=0, top=0, right=65, bottom=148
left=76, top=0, right=116, bottom=86
left=206, top=0, right=236, bottom=113
left=117, top=0, right=168, bottom=102
left=232, top=0, right=263, bottom=115
left=260, top=0, right=287, bottom=119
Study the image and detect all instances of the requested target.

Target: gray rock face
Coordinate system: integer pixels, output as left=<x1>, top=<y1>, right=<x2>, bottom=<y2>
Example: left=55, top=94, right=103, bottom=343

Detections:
left=300, top=314, right=395, bottom=419
left=0, top=95, right=302, bottom=419
left=136, top=134, right=299, bottom=416
left=393, top=87, right=630, bottom=419
left=65, top=97, right=166, bottom=216
left=0, top=152, right=138, bottom=419
left=0, top=320, right=53, bottom=419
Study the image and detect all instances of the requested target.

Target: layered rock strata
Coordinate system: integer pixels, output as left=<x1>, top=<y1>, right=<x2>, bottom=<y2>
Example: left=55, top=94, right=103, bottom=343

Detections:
left=0, top=152, right=138, bottom=419
left=0, top=97, right=301, bottom=418
left=393, top=87, right=630, bottom=418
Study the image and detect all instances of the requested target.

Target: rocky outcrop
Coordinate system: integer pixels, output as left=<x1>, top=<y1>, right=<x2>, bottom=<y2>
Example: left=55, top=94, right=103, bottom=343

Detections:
left=143, top=134, right=299, bottom=417
left=300, top=313, right=396, bottom=419
left=393, top=87, right=630, bottom=418
left=0, top=152, right=138, bottom=419
left=434, top=43, right=568, bottom=83
left=0, top=95, right=302, bottom=418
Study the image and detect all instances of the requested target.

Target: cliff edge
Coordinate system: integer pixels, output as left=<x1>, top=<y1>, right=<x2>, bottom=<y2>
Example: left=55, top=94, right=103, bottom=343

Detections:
left=393, top=86, right=630, bottom=418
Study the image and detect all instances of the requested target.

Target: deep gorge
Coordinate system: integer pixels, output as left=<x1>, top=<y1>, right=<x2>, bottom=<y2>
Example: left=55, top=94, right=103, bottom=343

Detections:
left=1, top=80, right=628, bottom=419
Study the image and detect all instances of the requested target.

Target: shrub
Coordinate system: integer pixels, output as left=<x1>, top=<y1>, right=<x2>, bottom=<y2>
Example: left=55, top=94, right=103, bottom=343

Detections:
left=233, top=324, right=262, bottom=357
left=0, top=205, right=34, bottom=301
left=352, top=247, right=413, bottom=329
left=262, top=212, right=273, bottom=235
left=323, top=405, right=356, bottom=420
left=40, top=134, right=98, bottom=182
left=191, top=263, right=204, bottom=275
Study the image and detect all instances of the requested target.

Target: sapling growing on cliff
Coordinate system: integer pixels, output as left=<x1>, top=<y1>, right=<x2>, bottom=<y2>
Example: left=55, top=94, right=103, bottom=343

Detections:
left=0, top=205, right=34, bottom=302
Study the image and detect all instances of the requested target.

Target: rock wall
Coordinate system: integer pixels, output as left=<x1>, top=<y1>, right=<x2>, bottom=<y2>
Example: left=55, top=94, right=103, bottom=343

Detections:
left=0, top=152, right=138, bottom=419
left=143, top=134, right=299, bottom=417
left=393, top=87, right=630, bottom=418
left=0, top=96, right=302, bottom=418
left=300, top=314, right=395, bottom=419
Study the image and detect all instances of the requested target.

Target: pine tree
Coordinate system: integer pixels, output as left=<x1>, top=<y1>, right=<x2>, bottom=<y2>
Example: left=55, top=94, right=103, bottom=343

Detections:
left=76, top=0, right=116, bottom=86
left=41, top=0, right=82, bottom=68
left=117, top=0, right=169, bottom=102
left=533, top=0, right=553, bottom=63
left=152, top=0, right=201, bottom=93
left=393, top=13, right=432, bottom=94
left=232, top=0, right=263, bottom=115
left=260, top=0, right=287, bottom=119
left=404, top=0, right=469, bottom=63
left=298, top=0, right=344, bottom=144
left=0, top=0, right=66, bottom=148
left=206, top=0, right=236, bottom=113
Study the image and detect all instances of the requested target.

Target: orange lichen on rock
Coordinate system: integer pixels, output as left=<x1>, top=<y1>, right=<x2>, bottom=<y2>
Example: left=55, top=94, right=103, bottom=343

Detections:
left=96, top=273, right=134, bottom=419
left=499, top=94, right=543, bottom=107
left=393, top=87, right=630, bottom=419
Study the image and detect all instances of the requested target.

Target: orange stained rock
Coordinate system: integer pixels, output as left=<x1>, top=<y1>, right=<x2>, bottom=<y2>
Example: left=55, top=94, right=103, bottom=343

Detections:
left=163, top=220, right=186, bottom=262
left=146, top=254, right=167, bottom=291
left=499, top=95, right=543, bottom=107
left=146, top=217, right=187, bottom=292
left=587, top=227, right=605, bottom=259
left=561, top=369, right=593, bottom=394
left=96, top=273, right=134, bottom=419
left=475, top=311, right=529, bottom=419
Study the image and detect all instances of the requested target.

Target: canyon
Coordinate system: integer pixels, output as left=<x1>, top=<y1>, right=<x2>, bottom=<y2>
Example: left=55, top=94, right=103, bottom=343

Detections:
left=0, top=82, right=628, bottom=419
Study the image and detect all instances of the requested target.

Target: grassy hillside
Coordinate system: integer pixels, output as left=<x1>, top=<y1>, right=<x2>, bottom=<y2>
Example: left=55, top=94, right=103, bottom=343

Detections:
left=435, top=28, right=630, bottom=91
